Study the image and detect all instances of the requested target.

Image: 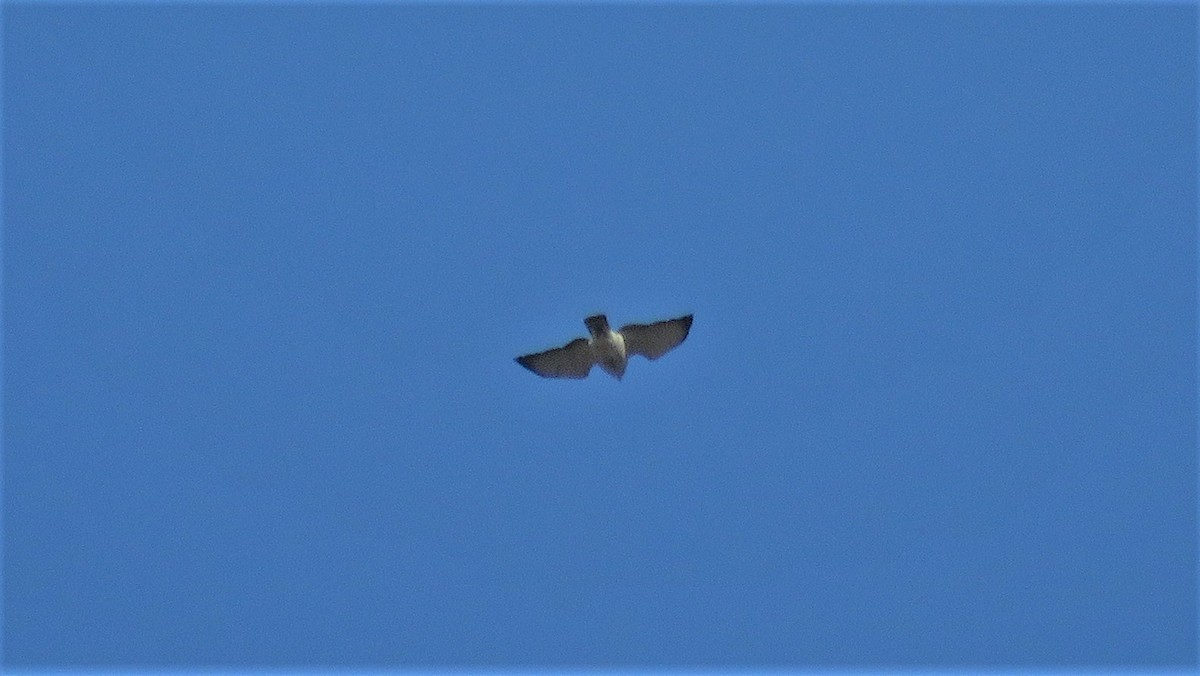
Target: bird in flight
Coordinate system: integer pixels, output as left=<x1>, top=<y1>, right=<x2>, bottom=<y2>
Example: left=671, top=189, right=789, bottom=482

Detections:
left=516, top=313, right=693, bottom=380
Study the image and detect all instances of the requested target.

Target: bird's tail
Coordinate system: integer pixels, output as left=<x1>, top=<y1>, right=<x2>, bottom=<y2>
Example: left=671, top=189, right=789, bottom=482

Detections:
left=584, top=314, right=610, bottom=336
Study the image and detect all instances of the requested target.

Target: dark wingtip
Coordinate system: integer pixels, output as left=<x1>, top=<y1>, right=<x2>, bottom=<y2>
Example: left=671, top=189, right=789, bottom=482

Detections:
left=681, top=313, right=694, bottom=337
left=516, top=354, right=555, bottom=378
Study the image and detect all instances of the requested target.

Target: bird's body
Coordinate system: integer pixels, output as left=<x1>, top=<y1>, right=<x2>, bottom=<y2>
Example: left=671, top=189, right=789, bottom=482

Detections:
left=585, top=314, right=629, bottom=379
left=516, top=313, right=693, bottom=380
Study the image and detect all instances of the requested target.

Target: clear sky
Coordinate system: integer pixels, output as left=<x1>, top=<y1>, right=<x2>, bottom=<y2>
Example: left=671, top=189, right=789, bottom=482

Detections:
left=3, top=2, right=1196, bottom=670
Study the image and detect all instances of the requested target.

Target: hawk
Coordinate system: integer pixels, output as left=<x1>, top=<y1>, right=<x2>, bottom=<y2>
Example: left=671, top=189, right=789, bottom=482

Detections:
left=516, top=313, right=693, bottom=380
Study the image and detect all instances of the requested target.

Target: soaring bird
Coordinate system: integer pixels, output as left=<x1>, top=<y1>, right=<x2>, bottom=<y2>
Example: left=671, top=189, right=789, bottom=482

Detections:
left=516, top=313, right=693, bottom=380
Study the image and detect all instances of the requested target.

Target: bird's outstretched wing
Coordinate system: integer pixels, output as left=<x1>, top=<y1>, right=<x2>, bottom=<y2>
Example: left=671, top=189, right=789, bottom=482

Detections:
left=515, top=338, right=595, bottom=379
left=620, top=315, right=693, bottom=360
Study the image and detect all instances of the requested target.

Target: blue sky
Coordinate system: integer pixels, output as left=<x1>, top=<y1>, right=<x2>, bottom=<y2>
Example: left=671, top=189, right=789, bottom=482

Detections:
left=3, top=2, right=1196, bottom=670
